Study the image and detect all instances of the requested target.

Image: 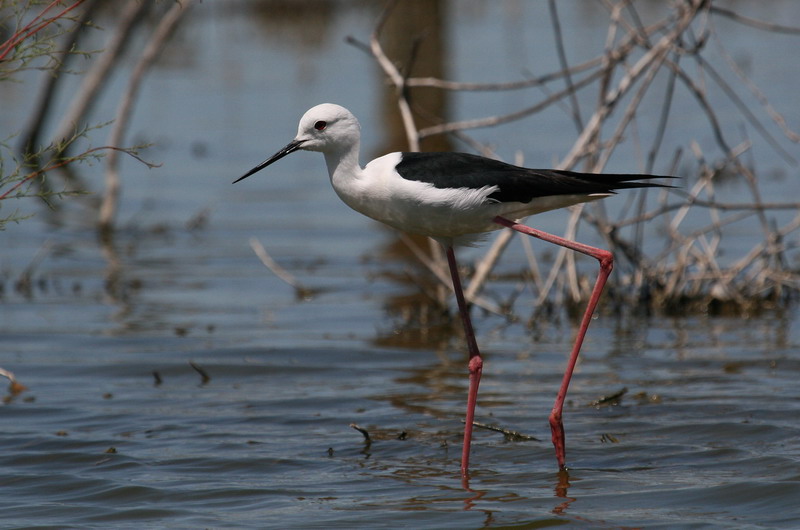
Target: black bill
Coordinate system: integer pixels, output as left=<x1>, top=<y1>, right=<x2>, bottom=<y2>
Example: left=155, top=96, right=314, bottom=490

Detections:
left=233, top=139, right=305, bottom=184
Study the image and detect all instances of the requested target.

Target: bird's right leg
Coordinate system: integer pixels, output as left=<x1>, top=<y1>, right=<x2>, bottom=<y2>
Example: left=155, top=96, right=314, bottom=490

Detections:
left=445, top=246, right=483, bottom=476
left=492, top=216, right=613, bottom=470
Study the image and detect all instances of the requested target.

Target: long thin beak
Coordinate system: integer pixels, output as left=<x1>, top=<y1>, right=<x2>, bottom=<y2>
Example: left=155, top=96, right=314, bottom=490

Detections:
left=233, top=139, right=305, bottom=184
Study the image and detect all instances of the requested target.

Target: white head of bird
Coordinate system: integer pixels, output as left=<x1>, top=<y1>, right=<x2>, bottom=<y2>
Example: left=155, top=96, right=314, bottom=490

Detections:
left=233, top=103, right=362, bottom=186
left=295, top=103, right=361, bottom=155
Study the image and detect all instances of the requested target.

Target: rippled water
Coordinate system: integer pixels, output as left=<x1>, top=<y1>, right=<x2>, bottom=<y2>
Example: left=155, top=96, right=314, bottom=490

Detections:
left=2, top=1, right=799, bottom=528
left=2, top=243, right=799, bottom=527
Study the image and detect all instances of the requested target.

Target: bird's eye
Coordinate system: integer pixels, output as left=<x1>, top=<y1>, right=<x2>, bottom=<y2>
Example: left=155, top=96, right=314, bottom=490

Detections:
left=314, top=120, right=327, bottom=131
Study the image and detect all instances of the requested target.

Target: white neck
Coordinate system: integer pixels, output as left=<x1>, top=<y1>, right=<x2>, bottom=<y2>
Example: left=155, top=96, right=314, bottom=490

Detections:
left=322, top=141, right=379, bottom=221
left=324, top=141, right=363, bottom=184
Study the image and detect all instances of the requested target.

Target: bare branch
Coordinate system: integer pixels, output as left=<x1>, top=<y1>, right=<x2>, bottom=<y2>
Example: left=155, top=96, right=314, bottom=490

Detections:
left=101, top=0, right=195, bottom=231
left=710, top=6, right=800, bottom=35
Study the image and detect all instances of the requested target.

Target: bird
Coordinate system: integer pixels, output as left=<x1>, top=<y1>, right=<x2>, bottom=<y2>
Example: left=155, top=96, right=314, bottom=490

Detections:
left=234, top=103, right=671, bottom=475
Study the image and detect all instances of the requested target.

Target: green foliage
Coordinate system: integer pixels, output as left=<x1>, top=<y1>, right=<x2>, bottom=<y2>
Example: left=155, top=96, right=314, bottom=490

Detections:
left=0, top=0, right=87, bottom=77
left=0, top=0, right=106, bottom=229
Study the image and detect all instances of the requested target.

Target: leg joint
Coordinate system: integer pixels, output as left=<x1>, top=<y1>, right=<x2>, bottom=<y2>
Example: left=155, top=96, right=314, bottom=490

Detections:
left=599, top=250, right=614, bottom=273
left=468, top=355, right=483, bottom=375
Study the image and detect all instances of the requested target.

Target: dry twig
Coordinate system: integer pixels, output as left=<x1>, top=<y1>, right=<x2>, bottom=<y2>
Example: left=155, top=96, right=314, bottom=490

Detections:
left=363, top=0, right=799, bottom=319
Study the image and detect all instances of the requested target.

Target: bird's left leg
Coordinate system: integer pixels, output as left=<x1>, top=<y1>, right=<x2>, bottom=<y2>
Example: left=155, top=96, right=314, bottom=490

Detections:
left=492, top=216, right=613, bottom=470
left=445, top=246, right=483, bottom=476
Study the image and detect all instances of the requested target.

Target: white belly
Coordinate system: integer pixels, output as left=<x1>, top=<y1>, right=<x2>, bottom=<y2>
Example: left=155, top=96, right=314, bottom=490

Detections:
left=330, top=153, right=604, bottom=246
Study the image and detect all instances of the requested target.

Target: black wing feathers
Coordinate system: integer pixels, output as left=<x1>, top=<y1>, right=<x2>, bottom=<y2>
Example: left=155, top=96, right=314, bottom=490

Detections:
left=396, top=152, right=672, bottom=204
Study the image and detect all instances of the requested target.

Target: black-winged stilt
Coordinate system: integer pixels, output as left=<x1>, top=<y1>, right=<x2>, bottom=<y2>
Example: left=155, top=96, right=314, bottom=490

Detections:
left=234, top=103, right=670, bottom=475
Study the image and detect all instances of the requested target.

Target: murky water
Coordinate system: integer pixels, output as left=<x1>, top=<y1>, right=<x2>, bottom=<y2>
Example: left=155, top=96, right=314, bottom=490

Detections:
left=2, top=2, right=799, bottom=527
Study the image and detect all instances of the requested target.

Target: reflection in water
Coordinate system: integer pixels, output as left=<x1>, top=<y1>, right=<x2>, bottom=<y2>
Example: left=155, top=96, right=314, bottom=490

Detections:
left=552, top=469, right=574, bottom=515
left=376, top=0, right=452, bottom=154
left=374, top=0, right=460, bottom=334
left=98, top=229, right=131, bottom=326
left=461, top=479, right=487, bottom=511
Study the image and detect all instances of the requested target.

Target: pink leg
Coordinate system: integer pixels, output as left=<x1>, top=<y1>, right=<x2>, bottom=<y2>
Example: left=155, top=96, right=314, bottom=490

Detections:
left=445, top=246, right=483, bottom=476
left=493, top=216, right=613, bottom=470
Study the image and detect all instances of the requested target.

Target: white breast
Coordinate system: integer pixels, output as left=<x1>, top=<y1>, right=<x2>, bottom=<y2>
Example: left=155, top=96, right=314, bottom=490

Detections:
left=329, top=153, right=606, bottom=246
left=331, top=153, right=500, bottom=239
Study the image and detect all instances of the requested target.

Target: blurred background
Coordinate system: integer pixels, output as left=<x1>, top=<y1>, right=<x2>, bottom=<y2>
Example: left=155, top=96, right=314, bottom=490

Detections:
left=1, top=1, right=799, bottom=527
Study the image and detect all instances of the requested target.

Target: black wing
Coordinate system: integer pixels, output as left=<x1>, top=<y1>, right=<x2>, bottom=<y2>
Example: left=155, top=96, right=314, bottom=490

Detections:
left=395, top=152, right=674, bottom=203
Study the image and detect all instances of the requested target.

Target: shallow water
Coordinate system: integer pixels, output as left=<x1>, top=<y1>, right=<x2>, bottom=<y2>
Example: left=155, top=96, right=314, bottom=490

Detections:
left=2, top=1, right=800, bottom=528
left=2, top=250, right=799, bottom=527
